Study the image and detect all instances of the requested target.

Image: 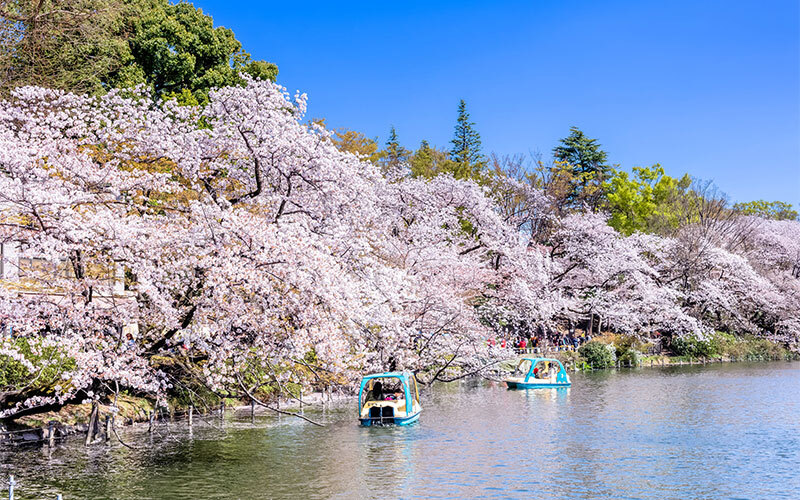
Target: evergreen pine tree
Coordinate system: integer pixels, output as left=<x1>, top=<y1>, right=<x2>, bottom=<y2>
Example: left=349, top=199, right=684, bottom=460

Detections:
left=553, top=126, right=610, bottom=210
left=410, top=140, right=433, bottom=178
left=449, top=100, right=486, bottom=180
left=381, top=126, right=409, bottom=174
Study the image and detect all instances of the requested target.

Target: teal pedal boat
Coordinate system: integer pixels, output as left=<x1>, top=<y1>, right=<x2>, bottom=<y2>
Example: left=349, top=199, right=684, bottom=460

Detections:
left=504, top=357, right=571, bottom=389
left=358, top=371, right=422, bottom=426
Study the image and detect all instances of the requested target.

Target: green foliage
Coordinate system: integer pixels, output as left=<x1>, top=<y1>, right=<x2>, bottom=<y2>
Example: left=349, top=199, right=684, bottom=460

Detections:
left=449, top=100, right=486, bottom=180
left=733, top=200, right=798, bottom=221
left=553, top=126, right=611, bottom=210
left=126, top=1, right=277, bottom=105
left=612, top=334, right=647, bottom=366
left=604, top=164, right=691, bottom=235
left=670, top=332, right=794, bottom=361
left=578, top=341, right=616, bottom=368
left=329, top=127, right=384, bottom=164
left=0, top=0, right=135, bottom=95
left=380, top=126, right=410, bottom=173
left=616, top=348, right=640, bottom=366
left=0, top=0, right=277, bottom=103
left=670, top=334, right=717, bottom=358
left=410, top=140, right=456, bottom=179
left=0, top=338, right=76, bottom=395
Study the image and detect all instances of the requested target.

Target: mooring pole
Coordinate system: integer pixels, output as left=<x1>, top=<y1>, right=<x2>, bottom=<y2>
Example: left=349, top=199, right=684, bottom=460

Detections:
left=85, top=402, right=98, bottom=446
left=250, top=399, right=255, bottom=424
left=148, top=411, right=154, bottom=434
left=188, top=405, right=193, bottom=427
left=105, top=415, right=111, bottom=444
left=8, top=475, right=15, bottom=500
left=47, top=422, right=55, bottom=448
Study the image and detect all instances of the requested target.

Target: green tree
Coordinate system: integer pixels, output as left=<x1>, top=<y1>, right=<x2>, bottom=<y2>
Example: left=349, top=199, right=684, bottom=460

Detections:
left=733, top=200, right=798, bottom=221
left=553, top=127, right=610, bottom=210
left=449, top=99, right=486, bottom=180
left=604, top=165, right=691, bottom=235
left=327, top=126, right=383, bottom=164
left=578, top=342, right=616, bottom=369
left=0, top=0, right=277, bottom=103
left=0, top=0, right=134, bottom=95
left=410, top=140, right=435, bottom=178
left=409, top=140, right=456, bottom=179
left=125, top=1, right=277, bottom=104
left=380, top=126, right=410, bottom=173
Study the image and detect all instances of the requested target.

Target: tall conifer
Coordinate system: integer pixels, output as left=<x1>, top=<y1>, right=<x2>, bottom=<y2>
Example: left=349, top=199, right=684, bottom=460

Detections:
left=449, top=100, right=485, bottom=180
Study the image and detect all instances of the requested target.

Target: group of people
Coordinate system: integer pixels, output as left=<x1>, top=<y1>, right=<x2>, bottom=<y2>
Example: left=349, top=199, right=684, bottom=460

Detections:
left=365, top=381, right=405, bottom=402
left=515, top=360, right=559, bottom=379
left=488, top=323, right=593, bottom=352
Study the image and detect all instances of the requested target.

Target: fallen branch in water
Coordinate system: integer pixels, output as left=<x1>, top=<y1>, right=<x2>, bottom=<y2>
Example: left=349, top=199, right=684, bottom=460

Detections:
left=236, top=376, right=325, bottom=427
left=112, top=425, right=138, bottom=450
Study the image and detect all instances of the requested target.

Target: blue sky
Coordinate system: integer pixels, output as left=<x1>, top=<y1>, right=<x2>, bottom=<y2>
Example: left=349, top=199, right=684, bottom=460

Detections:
left=194, top=0, right=799, bottom=206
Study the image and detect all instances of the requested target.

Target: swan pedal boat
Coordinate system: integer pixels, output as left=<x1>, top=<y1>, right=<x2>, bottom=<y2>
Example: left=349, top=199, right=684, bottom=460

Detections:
left=358, top=371, right=422, bottom=426
left=504, top=357, right=571, bottom=389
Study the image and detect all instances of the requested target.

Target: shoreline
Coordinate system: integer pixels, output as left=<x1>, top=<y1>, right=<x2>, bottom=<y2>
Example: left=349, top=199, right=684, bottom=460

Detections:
left=3, top=353, right=797, bottom=448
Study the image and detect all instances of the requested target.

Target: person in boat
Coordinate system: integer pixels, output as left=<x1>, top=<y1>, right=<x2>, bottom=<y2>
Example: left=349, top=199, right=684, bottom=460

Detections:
left=368, top=381, right=383, bottom=401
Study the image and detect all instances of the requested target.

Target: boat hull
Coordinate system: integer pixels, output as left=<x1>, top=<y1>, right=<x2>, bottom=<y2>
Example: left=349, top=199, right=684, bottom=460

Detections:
left=359, top=410, right=421, bottom=427
left=505, top=380, right=571, bottom=389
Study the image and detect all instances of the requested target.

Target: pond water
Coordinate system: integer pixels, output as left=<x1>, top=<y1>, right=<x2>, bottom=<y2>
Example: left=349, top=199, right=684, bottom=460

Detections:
left=2, top=361, right=799, bottom=499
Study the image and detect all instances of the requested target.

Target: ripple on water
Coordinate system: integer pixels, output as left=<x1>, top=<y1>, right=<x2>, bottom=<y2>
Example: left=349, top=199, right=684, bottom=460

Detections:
left=1, top=361, right=799, bottom=499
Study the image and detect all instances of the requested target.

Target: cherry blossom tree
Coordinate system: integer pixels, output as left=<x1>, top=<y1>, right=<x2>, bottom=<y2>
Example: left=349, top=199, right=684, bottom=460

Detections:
left=0, top=78, right=797, bottom=417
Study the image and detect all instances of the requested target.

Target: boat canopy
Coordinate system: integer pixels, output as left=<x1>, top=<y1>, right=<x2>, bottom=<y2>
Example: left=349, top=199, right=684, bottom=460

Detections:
left=358, top=371, right=419, bottom=417
left=516, top=358, right=569, bottom=383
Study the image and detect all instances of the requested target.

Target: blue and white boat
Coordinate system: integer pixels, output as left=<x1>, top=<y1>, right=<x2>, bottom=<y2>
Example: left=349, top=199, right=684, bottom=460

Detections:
left=504, top=357, right=571, bottom=389
left=358, top=371, right=422, bottom=426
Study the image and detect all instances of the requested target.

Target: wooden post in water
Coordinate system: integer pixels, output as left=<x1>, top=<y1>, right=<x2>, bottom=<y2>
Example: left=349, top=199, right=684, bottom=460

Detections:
left=85, top=401, right=98, bottom=446
left=48, top=422, right=55, bottom=448
left=148, top=410, right=154, bottom=434
left=188, top=405, right=193, bottom=427
left=104, top=415, right=111, bottom=443
left=250, top=399, right=255, bottom=424
left=219, top=401, right=225, bottom=422
left=8, top=474, right=15, bottom=500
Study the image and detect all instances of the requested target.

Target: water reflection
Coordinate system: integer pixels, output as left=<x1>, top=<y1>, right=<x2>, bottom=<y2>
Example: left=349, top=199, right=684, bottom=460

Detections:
left=1, top=362, right=798, bottom=499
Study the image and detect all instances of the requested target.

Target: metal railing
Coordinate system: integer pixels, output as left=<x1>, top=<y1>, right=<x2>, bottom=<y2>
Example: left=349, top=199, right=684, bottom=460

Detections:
left=513, top=345, right=579, bottom=355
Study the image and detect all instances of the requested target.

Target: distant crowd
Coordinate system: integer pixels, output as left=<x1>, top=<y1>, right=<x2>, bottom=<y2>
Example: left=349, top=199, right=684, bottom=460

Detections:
left=489, top=324, right=593, bottom=351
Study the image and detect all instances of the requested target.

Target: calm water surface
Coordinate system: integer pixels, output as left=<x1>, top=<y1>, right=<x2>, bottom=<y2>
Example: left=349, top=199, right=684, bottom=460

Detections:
left=2, top=361, right=799, bottom=499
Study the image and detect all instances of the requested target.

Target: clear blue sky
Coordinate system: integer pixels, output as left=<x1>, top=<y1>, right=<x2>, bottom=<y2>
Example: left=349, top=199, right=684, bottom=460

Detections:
left=194, top=0, right=799, bottom=206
